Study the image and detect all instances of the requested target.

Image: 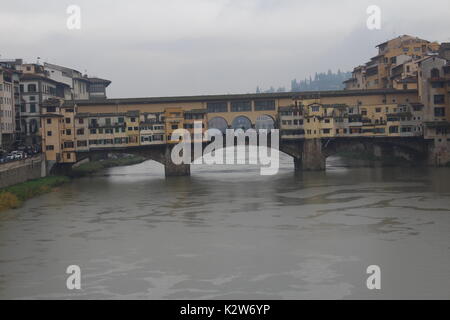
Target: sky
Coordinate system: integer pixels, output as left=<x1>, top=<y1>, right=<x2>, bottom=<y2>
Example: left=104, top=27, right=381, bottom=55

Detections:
left=1, top=0, right=450, bottom=98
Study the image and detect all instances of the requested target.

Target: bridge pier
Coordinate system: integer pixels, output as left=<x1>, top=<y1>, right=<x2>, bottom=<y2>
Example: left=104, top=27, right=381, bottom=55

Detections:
left=164, top=145, right=191, bottom=177
left=301, top=138, right=326, bottom=171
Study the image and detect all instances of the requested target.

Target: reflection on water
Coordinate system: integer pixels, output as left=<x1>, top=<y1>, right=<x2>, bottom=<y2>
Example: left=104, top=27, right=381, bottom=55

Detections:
left=0, top=155, right=449, bottom=299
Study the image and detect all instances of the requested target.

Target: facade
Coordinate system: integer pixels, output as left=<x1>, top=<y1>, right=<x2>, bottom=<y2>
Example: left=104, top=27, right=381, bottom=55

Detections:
left=0, top=59, right=111, bottom=149
left=344, top=35, right=440, bottom=91
left=19, top=70, right=69, bottom=144
left=0, top=67, right=16, bottom=149
left=39, top=89, right=425, bottom=164
left=279, top=101, right=425, bottom=140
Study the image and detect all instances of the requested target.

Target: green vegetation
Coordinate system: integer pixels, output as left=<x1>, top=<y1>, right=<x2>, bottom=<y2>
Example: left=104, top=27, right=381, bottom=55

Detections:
left=70, top=156, right=146, bottom=177
left=0, top=176, right=70, bottom=212
left=0, top=156, right=146, bottom=212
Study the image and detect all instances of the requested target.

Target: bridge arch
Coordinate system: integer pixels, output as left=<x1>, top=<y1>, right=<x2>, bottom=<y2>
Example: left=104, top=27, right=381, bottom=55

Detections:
left=208, top=116, right=228, bottom=133
left=255, top=114, right=275, bottom=131
left=231, top=116, right=252, bottom=131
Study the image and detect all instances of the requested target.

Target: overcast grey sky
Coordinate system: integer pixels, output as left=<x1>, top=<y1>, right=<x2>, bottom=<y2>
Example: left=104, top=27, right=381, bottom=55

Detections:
left=1, top=0, right=450, bottom=98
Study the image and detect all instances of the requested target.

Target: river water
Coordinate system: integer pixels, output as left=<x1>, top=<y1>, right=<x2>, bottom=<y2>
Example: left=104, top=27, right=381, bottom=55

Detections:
left=0, top=154, right=449, bottom=299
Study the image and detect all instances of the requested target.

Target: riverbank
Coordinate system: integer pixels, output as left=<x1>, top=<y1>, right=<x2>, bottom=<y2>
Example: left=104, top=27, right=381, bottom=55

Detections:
left=0, top=176, right=70, bottom=212
left=70, top=156, right=146, bottom=177
left=0, top=156, right=146, bottom=212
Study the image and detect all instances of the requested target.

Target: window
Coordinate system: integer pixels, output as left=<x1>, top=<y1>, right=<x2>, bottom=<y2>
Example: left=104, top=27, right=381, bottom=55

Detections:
left=105, top=118, right=111, bottom=125
left=431, top=68, right=440, bottom=78
left=45, top=145, right=54, bottom=151
left=30, top=104, right=36, bottom=113
left=47, top=131, right=52, bottom=136
left=434, top=95, right=445, bottom=104
left=77, top=141, right=87, bottom=147
left=230, top=101, right=251, bottom=112
left=207, top=102, right=228, bottom=113
left=432, top=82, right=444, bottom=88
left=78, top=118, right=84, bottom=124
left=47, top=106, right=56, bottom=112
left=77, top=129, right=85, bottom=135
left=171, top=125, right=178, bottom=129
left=118, top=117, right=124, bottom=123
left=46, top=119, right=52, bottom=124
left=30, top=96, right=36, bottom=101
left=63, top=142, right=74, bottom=148
left=254, top=100, right=275, bottom=111
left=389, top=126, right=399, bottom=133
left=434, top=107, right=445, bottom=117
left=27, top=84, right=37, bottom=92
left=66, top=129, right=71, bottom=135
left=375, top=108, right=381, bottom=113
left=130, top=117, right=136, bottom=122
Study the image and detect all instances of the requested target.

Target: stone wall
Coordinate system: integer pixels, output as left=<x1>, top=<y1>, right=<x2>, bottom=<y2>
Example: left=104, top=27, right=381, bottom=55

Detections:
left=0, top=155, right=45, bottom=189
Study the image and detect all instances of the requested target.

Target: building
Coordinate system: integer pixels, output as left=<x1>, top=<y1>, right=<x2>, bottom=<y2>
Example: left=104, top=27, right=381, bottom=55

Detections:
left=344, top=35, right=440, bottom=91
left=0, top=66, right=14, bottom=148
left=0, top=59, right=112, bottom=148
left=18, top=66, right=70, bottom=144
left=86, top=77, right=111, bottom=100
left=44, top=63, right=111, bottom=100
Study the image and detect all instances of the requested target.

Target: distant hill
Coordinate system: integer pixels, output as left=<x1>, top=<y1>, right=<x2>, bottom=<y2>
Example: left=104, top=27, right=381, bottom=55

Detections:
left=256, top=70, right=351, bottom=93
left=291, top=70, right=351, bottom=92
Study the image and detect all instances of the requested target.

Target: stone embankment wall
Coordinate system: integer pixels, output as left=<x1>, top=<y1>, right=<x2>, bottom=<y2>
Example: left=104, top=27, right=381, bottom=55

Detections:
left=0, top=155, right=46, bottom=189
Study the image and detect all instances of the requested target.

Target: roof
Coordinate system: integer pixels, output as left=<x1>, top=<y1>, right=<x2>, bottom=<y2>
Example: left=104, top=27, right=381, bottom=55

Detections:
left=75, top=110, right=139, bottom=118
left=185, top=109, right=207, bottom=114
left=64, top=89, right=418, bottom=107
left=87, top=77, right=111, bottom=86
left=20, top=73, right=71, bottom=87
left=40, top=113, right=63, bottom=118
left=376, top=35, right=427, bottom=48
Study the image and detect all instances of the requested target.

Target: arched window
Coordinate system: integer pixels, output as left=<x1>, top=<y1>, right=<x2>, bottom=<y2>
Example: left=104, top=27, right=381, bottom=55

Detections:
left=231, top=116, right=252, bottom=131
left=255, top=115, right=275, bottom=131
left=431, top=68, right=440, bottom=78
left=208, top=117, right=228, bottom=134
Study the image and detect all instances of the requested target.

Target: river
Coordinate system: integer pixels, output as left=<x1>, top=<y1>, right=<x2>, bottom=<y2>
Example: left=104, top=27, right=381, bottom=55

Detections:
left=0, top=154, right=449, bottom=299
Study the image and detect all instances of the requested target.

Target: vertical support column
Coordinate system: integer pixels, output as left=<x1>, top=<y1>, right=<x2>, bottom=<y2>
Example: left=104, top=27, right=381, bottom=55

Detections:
left=302, top=138, right=326, bottom=171
left=293, top=157, right=302, bottom=171
left=164, top=145, right=191, bottom=177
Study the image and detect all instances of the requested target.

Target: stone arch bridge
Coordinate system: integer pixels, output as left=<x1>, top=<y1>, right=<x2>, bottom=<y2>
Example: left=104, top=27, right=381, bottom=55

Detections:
left=52, top=136, right=432, bottom=177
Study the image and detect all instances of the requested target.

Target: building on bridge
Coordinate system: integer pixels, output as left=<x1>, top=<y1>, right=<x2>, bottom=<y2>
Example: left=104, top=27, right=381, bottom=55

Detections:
left=38, top=87, right=450, bottom=171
